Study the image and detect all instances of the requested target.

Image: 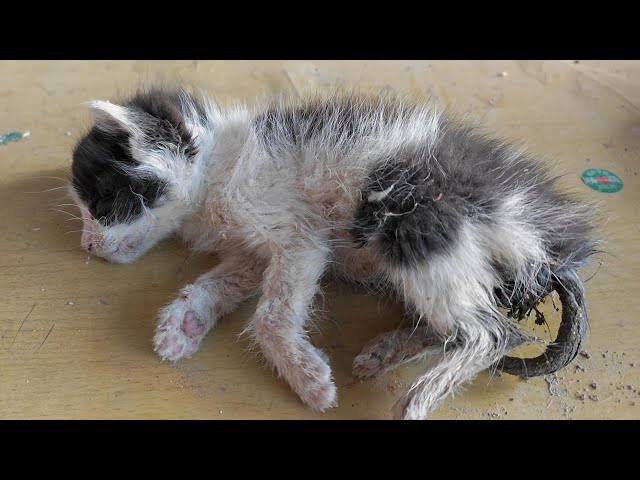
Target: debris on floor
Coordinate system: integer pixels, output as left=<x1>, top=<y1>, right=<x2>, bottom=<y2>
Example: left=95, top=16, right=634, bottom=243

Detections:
left=544, top=373, right=560, bottom=396
left=581, top=168, right=623, bottom=193
left=0, top=131, right=30, bottom=144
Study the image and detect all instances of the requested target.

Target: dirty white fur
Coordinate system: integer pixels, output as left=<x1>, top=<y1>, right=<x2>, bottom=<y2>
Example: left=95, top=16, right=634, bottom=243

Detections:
left=72, top=88, right=583, bottom=419
left=154, top=254, right=267, bottom=361
left=388, top=222, right=523, bottom=419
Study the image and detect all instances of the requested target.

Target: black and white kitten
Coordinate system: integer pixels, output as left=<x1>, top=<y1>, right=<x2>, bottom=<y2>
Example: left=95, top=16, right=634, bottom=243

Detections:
left=69, top=86, right=598, bottom=419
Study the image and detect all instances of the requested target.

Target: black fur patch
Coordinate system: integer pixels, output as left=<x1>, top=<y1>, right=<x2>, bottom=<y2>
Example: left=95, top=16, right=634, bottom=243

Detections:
left=127, top=88, right=202, bottom=158
left=351, top=123, right=596, bottom=268
left=254, top=95, right=412, bottom=155
left=72, top=127, right=167, bottom=225
left=351, top=133, right=506, bottom=265
left=71, top=88, right=205, bottom=225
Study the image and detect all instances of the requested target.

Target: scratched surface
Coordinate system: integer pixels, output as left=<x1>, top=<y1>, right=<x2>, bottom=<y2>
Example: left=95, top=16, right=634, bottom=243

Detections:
left=0, top=60, right=638, bottom=419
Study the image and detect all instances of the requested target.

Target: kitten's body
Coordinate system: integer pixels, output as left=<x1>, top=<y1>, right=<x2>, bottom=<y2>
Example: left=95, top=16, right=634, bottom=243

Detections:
left=70, top=87, right=598, bottom=419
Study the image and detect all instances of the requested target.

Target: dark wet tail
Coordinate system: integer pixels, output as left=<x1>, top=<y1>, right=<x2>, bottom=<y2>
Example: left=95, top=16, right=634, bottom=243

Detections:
left=497, top=268, right=588, bottom=378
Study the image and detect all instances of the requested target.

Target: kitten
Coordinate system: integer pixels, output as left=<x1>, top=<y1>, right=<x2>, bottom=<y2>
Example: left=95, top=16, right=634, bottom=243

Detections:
left=69, top=86, right=599, bottom=419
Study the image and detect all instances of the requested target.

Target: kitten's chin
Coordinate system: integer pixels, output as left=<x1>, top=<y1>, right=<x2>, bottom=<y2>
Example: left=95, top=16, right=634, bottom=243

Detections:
left=98, top=245, right=150, bottom=264
left=102, top=253, right=142, bottom=264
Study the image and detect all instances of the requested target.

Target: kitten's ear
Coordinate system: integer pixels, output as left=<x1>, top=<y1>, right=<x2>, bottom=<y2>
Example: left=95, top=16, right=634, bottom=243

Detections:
left=87, top=100, right=140, bottom=135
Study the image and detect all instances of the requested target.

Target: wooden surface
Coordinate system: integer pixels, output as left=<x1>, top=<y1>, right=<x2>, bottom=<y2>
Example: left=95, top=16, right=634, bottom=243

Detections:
left=0, top=60, right=638, bottom=419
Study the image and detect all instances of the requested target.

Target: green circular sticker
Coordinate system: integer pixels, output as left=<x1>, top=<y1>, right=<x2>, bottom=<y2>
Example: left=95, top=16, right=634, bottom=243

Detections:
left=581, top=168, right=623, bottom=193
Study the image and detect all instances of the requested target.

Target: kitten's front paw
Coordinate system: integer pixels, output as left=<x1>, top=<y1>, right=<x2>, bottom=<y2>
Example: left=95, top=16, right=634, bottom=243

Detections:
left=153, top=285, right=213, bottom=361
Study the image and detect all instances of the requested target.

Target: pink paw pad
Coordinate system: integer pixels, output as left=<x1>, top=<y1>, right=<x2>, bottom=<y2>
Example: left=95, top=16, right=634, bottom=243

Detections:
left=181, top=310, right=205, bottom=336
left=171, top=342, right=184, bottom=357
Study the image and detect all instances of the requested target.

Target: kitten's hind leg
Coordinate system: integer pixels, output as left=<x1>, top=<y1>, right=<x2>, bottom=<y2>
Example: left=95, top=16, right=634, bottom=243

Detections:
left=352, top=327, right=442, bottom=378
left=386, top=262, right=519, bottom=419
left=154, top=253, right=267, bottom=361
left=392, top=323, right=508, bottom=420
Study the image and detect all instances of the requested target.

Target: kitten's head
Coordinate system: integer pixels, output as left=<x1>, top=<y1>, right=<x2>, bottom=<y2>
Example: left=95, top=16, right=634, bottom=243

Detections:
left=70, top=87, right=212, bottom=263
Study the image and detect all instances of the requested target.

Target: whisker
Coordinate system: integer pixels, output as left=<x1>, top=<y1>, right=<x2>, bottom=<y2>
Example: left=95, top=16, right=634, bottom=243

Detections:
left=23, top=176, right=70, bottom=182
left=52, top=208, right=80, bottom=218
left=24, top=186, right=71, bottom=194
left=56, top=203, right=92, bottom=216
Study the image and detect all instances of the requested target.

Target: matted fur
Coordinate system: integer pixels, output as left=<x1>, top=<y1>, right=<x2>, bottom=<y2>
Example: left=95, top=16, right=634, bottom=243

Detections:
left=69, top=85, right=599, bottom=419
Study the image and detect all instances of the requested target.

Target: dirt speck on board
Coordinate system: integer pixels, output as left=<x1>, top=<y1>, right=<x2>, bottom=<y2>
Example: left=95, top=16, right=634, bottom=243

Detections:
left=589, top=395, right=599, bottom=402
left=577, top=393, right=586, bottom=401
left=579, top=350, right=591, bottom=359
left=590, top=382, right=598, bottom=390
left=67, top=301, right=74, bottom=306
left=544, top=373, right=560, bottom=396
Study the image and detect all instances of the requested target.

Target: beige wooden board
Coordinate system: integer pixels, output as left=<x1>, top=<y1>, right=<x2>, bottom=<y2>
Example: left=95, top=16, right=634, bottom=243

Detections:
left=0, top=60, right=638, bottom=419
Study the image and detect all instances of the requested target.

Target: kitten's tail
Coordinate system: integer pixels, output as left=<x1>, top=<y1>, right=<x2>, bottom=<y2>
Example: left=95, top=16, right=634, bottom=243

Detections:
left=496, top=267, right=588, bottom=378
